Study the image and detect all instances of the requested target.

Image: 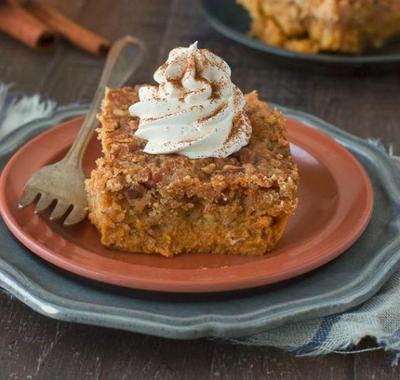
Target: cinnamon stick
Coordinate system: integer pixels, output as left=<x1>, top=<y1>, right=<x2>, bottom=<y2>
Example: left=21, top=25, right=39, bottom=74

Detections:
left=26, top=1, right=111, bottom=55
left=0, top=3, right=55, bottom=50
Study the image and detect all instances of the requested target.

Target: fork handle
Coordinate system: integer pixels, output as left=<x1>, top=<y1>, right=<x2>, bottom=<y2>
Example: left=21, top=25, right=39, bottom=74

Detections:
left=62, top=35, right=146, bottom=167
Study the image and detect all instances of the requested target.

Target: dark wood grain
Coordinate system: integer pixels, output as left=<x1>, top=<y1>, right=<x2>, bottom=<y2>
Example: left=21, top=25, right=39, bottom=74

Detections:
left=1, top=0, right=400, bottom=379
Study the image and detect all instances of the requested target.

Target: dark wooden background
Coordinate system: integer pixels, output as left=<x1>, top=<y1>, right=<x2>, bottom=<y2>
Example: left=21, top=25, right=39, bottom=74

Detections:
left=1, top=0, right=400, bottom=379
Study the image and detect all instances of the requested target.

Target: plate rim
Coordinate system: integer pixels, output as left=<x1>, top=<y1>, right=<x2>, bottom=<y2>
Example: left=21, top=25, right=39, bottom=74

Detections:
left=201, top=0, right=400, bottom=65
left=0, top=106, right=399, bottom=339
left=0, top=114, right=373, bottom=293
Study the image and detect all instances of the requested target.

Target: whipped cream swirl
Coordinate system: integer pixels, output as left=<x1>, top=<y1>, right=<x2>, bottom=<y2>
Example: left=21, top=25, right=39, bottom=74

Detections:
left=129, top=42, right=252, bottom=159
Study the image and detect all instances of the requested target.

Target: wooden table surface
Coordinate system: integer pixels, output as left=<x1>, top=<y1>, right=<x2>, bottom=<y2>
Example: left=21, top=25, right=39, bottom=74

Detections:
left=1, top=0, right=400, bottom=379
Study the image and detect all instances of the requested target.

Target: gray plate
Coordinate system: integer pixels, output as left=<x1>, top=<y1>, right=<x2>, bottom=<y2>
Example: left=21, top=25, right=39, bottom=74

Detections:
left=1, top=106, right=400, bottom=339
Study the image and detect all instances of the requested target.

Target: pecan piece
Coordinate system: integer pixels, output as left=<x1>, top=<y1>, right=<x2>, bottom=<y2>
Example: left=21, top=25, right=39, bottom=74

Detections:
left=128, top=143, right=142, bottom=152
left=125, top=184, right=145, bottom=199
left=137, top=168, right=153, bottom=188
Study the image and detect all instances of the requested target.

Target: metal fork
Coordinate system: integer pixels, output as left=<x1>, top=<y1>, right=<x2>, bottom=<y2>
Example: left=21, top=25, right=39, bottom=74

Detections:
left=18, top=35, right=146, bottom=225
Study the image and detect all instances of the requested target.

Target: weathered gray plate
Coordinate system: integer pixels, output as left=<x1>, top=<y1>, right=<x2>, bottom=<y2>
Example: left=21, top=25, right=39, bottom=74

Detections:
left=0, top=106, right=399, bottom=339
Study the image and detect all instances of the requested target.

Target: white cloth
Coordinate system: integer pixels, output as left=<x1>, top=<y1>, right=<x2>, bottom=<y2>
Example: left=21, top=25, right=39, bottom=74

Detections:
left=235, top=272, right=400, bottom=366
left=1, top=83, right=399, bottom=365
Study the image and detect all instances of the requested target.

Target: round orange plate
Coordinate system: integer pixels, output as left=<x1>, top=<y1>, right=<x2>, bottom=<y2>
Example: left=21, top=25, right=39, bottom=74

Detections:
left=0, top=117, right=374, bottom=293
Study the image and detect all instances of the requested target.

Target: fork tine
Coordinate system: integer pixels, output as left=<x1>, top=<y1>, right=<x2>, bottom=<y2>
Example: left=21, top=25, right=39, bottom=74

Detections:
left=63, top=206, right=87, bottom=226
left=34, top=193, right=54, bottom=214
left=49, top=200, right=71, bottom=221
left=18, top=186, right=39, bottom=208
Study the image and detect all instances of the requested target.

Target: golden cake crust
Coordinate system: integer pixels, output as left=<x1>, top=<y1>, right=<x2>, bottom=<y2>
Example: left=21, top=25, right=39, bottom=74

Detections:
left=237, top=0, right=400, bottom=54
left=85, top=86, right=299, bottom=257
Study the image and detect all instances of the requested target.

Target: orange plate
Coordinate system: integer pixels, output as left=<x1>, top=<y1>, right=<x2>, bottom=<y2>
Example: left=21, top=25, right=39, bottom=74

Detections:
left=0, top=117, right=373, bottom=293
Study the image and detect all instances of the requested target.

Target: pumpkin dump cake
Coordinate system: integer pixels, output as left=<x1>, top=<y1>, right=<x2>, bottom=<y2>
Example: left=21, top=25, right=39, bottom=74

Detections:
left=86, top=43, right=299, bottom=257
left=237, top=0, right=400, bottom=54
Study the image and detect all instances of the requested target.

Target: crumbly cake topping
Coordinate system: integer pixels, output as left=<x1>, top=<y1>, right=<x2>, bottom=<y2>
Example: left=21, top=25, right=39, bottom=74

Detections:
left=96, top=86, right=298, bottom=217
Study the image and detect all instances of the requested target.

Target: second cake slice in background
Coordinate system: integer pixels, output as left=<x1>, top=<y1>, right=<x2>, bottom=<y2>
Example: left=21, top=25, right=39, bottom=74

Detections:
left=237, top=0, right=400, bottom=54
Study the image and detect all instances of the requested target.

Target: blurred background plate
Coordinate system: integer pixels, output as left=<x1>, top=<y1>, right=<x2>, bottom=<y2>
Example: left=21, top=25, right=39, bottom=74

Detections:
left=201, top=0, right=400, bottom=74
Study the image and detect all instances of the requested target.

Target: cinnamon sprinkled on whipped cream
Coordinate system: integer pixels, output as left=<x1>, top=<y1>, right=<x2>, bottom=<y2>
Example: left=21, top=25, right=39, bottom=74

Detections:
left=129, top=42, right=252, bottom=159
